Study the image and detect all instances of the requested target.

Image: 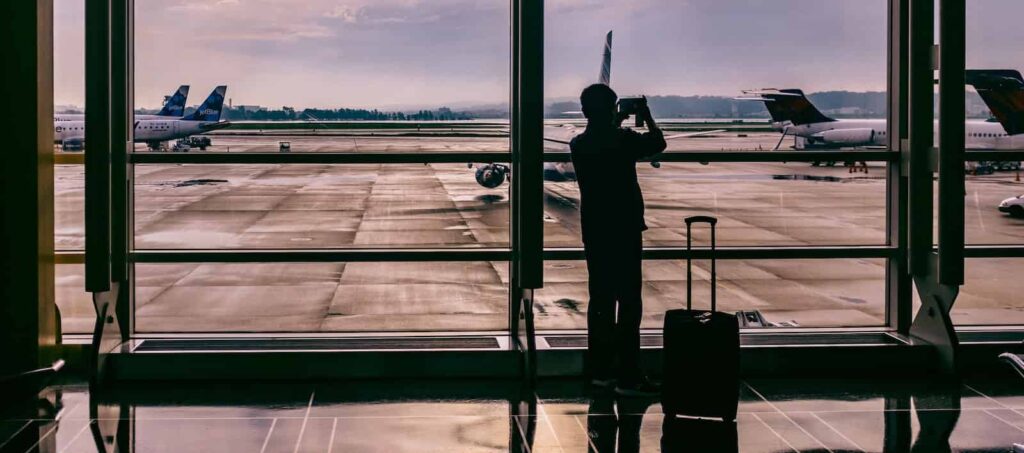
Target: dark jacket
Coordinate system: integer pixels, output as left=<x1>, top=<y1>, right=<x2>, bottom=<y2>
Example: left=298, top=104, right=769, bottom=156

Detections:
left=569, top=125, right=667, bottom=246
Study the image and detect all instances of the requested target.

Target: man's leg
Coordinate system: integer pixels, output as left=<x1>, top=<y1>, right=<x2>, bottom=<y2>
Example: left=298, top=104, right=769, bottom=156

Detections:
left=614, top=233, right=644, bottom=382
left=585, top=246, right=616, bottom=381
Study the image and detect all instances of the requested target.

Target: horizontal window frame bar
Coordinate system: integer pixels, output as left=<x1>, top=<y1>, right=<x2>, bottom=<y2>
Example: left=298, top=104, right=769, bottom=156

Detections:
left=55, top=154, right=85, bottom=165
left=129, top=152, right=512, bottom=165
left=550, top=245, right=896, bottom=260
left=126, top=150, right=898, bottom=165
left=125, top=246, right=1024, bottom=263
left=546, top=151, right=898, bottom=163
left=129, top=245, right=896, bottom=263
left=56, top=251, right=85, bottom=264
left=964, top=151, right=1024, bottom=161
left=964, top=246, right=1024, bottom=258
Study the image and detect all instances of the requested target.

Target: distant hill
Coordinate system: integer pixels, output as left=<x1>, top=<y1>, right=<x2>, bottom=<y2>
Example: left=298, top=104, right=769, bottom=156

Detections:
left=541, top=91, right=996, bottom=120
left=120, top=90, right=998, bottom=120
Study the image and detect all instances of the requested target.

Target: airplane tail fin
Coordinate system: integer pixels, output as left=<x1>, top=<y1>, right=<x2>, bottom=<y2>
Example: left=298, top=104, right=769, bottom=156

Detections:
left=598, top=30, right=612, bottom=85
left=739, top=88, right=835, bottom=125
left=184, top=86, right=227, bottom=122
left=966, top=69, right=1024, bottom=135
left=156, top=85, right=189, bottom=117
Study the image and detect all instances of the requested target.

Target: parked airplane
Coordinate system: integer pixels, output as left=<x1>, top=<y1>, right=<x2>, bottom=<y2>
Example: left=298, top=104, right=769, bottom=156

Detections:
left=741, top=71, right=1024, bottom=151
left=472, top=31, right=724, bottom=189
left=55, top=85, right=190, bottom=123
left=54, top=86, right=230, bottom=151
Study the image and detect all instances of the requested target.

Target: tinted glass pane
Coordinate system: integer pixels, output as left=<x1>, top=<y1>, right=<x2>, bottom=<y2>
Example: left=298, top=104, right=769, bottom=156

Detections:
left=134, top=164, right=509, bottom=249
left=135, top=262, right=508, bottom=333
left=536, top=258, right=886, bottom=330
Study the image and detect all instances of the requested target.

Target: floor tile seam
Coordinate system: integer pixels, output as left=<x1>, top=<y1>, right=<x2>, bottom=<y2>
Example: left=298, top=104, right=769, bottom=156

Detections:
left=982, top=409, right=1024, bottom=434
left=56, top=421, right=93, bottom=453
left=18, top=419, right=64, bottom=453
left=741, top=381, right=787, bottom=415
left=750, top=412, right=801, bottom=453
left=535, top=400, right=567, bottom=453
left=326, top=418, right=338, bottom=453
left=963, top=383, right=1020, bottom=414
left=769, top=410, right=835, bottom=453
left=808, top=412, right=867, bottom=453
left=292, top=391, right=316, bottom=453
left=570, top=414, right=600, bottom=453
left=0, top=420, right=32, bottom=451
left=510, top=414, right=533, bottom=453
left=259, top=418, right=278, bottom=453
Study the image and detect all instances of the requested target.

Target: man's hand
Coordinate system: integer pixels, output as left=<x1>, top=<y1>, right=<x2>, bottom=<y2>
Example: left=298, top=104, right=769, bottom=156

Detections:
left=615, top=110, right=630, bottom=127
left=639, top=97, right=660, bottom=132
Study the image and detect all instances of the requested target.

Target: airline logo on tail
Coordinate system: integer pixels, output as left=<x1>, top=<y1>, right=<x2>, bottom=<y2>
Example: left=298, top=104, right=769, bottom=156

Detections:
left=599, top=31, right=613, bottom=85
left=183, top=86, right=228, bottom=122
left=156, top=85, right=189, bottom=117
left=966, top=69, right=1024, bottom=136
left=739, top=88, right=836, bottom=126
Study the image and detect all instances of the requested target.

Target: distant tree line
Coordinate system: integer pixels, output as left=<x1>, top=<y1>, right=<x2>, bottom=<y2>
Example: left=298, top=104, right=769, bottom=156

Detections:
left=218, top=106, right=473, bottom=121
left=125, top=90, right=997, bottom=121
left=546, top=91, right=995, bottom=119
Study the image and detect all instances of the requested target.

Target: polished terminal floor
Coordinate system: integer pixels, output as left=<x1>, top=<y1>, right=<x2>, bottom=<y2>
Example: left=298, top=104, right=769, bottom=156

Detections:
left=5, top=377, right=1024, bottom=452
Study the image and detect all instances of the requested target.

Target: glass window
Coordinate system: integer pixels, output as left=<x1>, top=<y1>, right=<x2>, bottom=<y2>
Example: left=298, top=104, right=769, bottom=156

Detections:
left=544, top=162, right=888, bottom=248
left=129, top=2, right=512, bottom=334
left=134, top=164, right=509, bottom=249
left=54, top=0, right=87, bottom=337
left=536, top=259, right=886, bottom=330
left=133, top=0, right=509, bottom=153
left=952, top=258, right=1024, bottom=326
left=135, top=262, right=509, bottom=333
left=55, top=264, right=92, bottom=335
left=545, top=0, right=888, bottom=152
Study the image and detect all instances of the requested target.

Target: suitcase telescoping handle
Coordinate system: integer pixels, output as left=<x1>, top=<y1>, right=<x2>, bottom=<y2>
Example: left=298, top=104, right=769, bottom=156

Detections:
left=684, top=216, right=717, bottom=312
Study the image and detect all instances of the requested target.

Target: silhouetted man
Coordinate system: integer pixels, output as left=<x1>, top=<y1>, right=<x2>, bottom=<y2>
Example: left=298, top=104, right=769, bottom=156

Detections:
left=570, top=84, right=666, bottom=396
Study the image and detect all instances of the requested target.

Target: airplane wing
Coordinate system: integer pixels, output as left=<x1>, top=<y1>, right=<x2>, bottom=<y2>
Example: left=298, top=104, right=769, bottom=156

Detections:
left=664, top=129, right=726, bottom=140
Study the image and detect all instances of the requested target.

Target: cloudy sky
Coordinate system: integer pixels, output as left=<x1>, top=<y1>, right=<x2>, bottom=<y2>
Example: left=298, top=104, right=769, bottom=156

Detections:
left=54, top=0, right=1024, bottom=110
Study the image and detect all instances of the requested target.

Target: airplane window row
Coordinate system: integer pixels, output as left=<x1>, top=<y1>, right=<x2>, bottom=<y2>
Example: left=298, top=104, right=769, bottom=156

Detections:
left=970, top=133, right=1007, bottom=138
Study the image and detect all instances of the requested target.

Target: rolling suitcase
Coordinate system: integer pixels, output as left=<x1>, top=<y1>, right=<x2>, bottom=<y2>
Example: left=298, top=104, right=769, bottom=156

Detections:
left=661, top=215, right=739, bottom=421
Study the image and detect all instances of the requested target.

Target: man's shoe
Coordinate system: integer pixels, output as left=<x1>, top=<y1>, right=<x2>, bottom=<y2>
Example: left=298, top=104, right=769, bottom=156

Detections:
left=614, top=377, right=661, bottom=397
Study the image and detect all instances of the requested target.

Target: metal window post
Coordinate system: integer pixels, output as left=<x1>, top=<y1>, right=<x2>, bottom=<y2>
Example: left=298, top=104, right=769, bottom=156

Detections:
left=517, top=0, right=543, bottom=290
left=887, top=0, right=912, bottom=334
left=510, top=0, right=542, bottom=378
left=111, top=0, right=133, bottom=337
left=937, top=0, right=965, bottom=285
left=906, top=0, right=933, bottom=278
left=86, top=0, right=126, bottom=382
left=509, top=0, right=522, bottom=345
left=85, top=0, right=113, bottom=292
left=906, top=0, right=963, bottom=373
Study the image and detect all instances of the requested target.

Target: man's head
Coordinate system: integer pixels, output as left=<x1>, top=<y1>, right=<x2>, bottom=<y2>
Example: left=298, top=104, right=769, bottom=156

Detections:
left=580, top=83, right=617, bottom=125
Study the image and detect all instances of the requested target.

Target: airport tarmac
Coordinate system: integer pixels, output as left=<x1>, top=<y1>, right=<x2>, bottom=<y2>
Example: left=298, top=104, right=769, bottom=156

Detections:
left=54, top=132, right=1024, bottom=334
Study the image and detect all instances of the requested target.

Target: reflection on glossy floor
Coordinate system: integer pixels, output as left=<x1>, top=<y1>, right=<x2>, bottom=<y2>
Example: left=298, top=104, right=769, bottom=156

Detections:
left=5, top=377, right=1024, bottom=452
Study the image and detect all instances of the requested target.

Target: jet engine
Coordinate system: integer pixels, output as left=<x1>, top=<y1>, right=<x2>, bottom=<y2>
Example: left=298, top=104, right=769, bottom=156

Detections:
left=815, top=128, right=878, bottom=146
left=475, top=164, right=509, bottom=189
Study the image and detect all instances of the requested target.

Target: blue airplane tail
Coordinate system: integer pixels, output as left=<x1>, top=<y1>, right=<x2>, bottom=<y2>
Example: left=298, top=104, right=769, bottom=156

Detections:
left=156, top=85, right=189, bottom=117
left=184, top=86, right=227, bottom=122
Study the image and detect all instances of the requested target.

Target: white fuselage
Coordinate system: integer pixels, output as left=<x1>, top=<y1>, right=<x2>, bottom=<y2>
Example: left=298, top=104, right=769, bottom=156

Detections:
left=55, top=113, right=171, bottom=122
left=776, top=118, right=1024, bottom=149
left=54, top=118, right=219, bottom=145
